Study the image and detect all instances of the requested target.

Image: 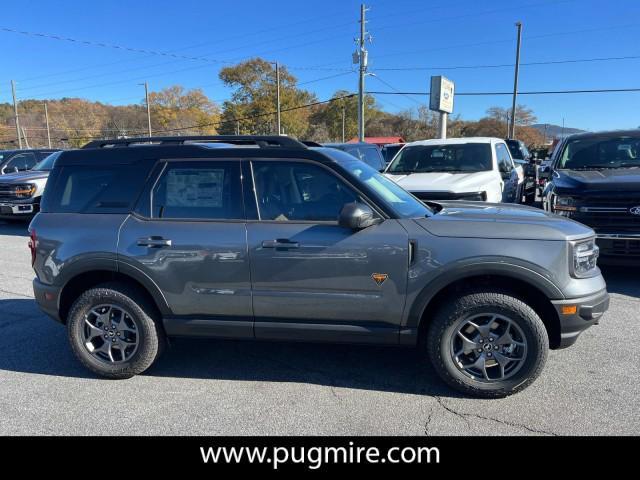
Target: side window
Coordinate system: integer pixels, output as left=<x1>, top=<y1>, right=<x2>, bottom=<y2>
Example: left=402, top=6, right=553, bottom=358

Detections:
left=495, top=144, right=513, bottom=173
left=252, top=161, right=358, bottom=222
left=151, top=161, right=243, bottom=220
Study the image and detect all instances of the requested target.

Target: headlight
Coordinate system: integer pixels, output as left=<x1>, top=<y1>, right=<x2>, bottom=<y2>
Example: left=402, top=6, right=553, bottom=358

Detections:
left=553, top=195, right=576, bottom=212
left=14, top=184, right=36, bottom=198
left=570, top=238, right=599, bottom=278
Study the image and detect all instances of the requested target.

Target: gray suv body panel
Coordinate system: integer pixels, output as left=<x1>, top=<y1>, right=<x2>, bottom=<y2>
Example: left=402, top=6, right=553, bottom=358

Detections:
left=30, top=140, right=608, bottom=354
left=117, top=214, right=253, bottom=337
left=247, top=218, right=409, bottom=343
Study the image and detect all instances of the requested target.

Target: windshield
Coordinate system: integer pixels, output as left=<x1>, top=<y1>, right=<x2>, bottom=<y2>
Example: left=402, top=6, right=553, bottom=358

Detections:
left=32, top=151, right=62, bottom=171
left=387, top=143, right=493, bottom=174
left=558, top=136, right=640, bottom=169
left=344, top=159, right=432, bottom=218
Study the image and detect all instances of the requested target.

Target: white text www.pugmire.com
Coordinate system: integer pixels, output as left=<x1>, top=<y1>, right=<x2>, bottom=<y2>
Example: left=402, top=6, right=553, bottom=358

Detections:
left=200, top=442, right=440, bottom=470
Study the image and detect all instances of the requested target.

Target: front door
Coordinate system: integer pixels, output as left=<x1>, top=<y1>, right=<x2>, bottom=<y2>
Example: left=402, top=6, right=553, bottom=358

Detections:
left=118, top=160, right=253, bottom=338
left=496, top=142, right=519, bottom=203
left=246, top=159, right=409, bottom=344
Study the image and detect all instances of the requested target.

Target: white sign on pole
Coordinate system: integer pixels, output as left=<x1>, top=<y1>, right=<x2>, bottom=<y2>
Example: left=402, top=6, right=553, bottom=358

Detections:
left=429, top=76, right=455, bottom=114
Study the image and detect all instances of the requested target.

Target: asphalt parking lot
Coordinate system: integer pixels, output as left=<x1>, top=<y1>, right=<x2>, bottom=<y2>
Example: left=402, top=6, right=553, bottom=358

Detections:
left=0, top=220, right=638, bottom=436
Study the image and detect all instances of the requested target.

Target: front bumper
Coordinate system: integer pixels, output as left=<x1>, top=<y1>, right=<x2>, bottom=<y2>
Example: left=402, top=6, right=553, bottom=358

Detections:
left=552, top=289, right=609, bottom=348
left=33, top=278, right=63, bottom=323
left=595, top=234, right=640, bottom=262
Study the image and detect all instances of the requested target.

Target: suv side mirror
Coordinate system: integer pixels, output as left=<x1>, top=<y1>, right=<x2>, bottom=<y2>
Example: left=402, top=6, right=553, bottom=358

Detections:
left=339, top=202, right=381, bottom=230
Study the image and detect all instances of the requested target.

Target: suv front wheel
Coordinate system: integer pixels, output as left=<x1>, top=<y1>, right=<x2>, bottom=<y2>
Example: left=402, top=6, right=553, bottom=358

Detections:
left=67, top=282, right=165, bottom=379
left=426, top=289, right=549, bottom=398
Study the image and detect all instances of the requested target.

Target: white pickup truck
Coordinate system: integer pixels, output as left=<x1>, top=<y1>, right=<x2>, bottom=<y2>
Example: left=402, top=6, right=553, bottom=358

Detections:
left=384, top=137, right=523, bottom=203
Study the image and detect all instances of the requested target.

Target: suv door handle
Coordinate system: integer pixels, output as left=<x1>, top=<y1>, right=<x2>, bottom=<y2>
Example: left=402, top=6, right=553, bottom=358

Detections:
left=137, top=237, right=172, bottom=248
left=261, top=239, right=300, bottom=249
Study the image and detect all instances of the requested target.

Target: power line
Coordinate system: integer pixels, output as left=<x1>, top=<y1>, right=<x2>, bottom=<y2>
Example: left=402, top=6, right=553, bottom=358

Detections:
left=368, top=88, right=640, bottom=96
left=372, top=54, right=640, bottom=71
left=8, top=93, right=357, bottom=143
left=155, top=93, right=357, bottom=135
left=369, top=74, right=422, bottom=106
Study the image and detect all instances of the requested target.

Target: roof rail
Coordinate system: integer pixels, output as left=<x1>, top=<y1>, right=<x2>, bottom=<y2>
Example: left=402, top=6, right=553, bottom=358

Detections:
left=81, top=135, right=307, bottom=150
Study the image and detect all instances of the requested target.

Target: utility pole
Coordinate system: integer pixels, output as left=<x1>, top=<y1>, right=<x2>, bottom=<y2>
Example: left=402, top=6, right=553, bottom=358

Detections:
left=275, top=62, right=281, bottom=135
left=141, top=82, right=152, bottom=137
left=11, top=80, right=22, bottom=149
left=509, top=21, right=523, bottom=139
left=21, top=126, right=30, bottom=149
left=341, top=104, right=346, bottom=143
left=236, top=121, right=240, bottom=135
left=44, top=102, right=52, bottom=148
left=357, top=4, right=370, bottom=142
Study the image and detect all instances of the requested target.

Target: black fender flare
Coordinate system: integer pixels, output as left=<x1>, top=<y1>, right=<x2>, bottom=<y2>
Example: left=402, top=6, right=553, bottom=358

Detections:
left=57, top=257, right=171, bottom=317
left=405, top=259, right=564, bottom=330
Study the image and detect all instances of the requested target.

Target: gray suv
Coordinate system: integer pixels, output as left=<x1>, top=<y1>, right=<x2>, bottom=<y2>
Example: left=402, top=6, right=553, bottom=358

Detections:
left=30, top=136, right=609, bottom=398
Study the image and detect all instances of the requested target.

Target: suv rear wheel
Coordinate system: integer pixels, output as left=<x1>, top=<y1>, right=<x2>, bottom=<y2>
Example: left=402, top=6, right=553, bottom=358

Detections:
left=67, top=282, right=165, bottom=379
left=426, top=289, right=548, bottom=398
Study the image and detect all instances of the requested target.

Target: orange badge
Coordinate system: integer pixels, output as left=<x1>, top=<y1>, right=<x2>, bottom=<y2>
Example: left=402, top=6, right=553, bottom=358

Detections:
left=371, top=273, right=388, bottom=286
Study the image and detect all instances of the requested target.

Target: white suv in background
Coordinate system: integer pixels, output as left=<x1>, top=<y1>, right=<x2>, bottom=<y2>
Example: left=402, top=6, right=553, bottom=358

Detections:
left=384, top=137, right=523, bottom=203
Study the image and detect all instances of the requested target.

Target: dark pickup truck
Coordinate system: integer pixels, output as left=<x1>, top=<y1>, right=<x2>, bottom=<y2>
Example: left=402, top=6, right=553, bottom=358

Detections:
left=541, top=130, right=640, bottom=263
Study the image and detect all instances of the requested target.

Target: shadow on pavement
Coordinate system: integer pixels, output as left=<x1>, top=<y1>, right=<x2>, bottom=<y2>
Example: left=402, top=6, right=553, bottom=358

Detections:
left=0, top=298, right=460, bottom=398
left=600, top=266, right=640, bottom=298
left=0, top=221, right=29, bottom=237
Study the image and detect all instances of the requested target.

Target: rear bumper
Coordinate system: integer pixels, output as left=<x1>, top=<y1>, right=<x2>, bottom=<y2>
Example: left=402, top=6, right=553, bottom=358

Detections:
left=552, top=289, right=609, bottom=348
left=33, top=278, right=63, bottom=323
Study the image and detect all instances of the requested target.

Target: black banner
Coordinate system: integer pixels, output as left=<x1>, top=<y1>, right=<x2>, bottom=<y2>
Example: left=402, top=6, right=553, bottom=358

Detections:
left=0, top=436, right=636, bottom=472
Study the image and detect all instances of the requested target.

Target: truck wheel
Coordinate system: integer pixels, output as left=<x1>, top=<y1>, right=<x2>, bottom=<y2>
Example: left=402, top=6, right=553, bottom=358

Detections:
left=67, top=282, right=165, bottom=379
left=426, top=289, right=548, bottom=398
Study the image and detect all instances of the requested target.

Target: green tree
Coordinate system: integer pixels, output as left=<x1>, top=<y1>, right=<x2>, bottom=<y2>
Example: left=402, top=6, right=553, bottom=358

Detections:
left=217, top=58, right=316, bottom=137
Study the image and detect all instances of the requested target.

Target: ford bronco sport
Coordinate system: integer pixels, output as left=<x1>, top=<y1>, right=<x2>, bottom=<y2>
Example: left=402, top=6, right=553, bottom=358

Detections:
left=30, top=136, right=609, bottom=398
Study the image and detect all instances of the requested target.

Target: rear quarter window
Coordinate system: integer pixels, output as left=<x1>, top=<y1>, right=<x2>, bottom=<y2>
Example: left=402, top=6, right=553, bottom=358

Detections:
left=42, top=160, right=154, bottom=214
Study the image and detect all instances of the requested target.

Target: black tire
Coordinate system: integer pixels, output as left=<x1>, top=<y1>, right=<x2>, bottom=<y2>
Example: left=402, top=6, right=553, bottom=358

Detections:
left=524, top=190, right=536, bottom=205
left=67, top=282, right=165, bottom=379
left=426, top=289, right=548, bottom=398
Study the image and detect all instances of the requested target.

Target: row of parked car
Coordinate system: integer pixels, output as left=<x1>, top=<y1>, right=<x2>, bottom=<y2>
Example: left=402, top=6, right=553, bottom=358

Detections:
left=321, top=131, right=640, bottom=263
left=2, top=130, right=639, bottom=264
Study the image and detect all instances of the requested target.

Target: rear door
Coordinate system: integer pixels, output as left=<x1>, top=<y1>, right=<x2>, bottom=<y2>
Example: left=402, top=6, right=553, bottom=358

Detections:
left=245, top=159, right=409, bottom=344
left=118, top=159, right=253, bottom=338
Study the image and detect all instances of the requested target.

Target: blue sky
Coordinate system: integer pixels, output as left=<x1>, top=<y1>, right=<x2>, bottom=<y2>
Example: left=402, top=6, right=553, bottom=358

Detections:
left=0, top=0, right=638, bottom=131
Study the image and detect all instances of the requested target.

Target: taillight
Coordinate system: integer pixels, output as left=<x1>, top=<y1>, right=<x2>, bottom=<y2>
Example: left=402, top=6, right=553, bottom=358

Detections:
left=28, top=229, right=37, bottom=267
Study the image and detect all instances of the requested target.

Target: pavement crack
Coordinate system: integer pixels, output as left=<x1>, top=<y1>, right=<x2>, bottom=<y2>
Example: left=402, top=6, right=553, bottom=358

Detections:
left=423, top=407, right=434, bottom=436
left=433, top=396, right=558, bottom=436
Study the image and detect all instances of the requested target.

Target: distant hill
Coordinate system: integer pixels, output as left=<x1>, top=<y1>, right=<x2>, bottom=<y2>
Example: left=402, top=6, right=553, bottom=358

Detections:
left=532, top=124, right=586, bottom=139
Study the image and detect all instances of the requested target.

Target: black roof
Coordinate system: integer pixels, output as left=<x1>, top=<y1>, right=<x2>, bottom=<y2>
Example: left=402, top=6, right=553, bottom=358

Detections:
left=55, top=135, right=341, bottom=167
left=0, top=148, right=61, bottom=154
left=82, top=135, right=306, bottom=149
left=561, top=129, right=640, bottom=141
